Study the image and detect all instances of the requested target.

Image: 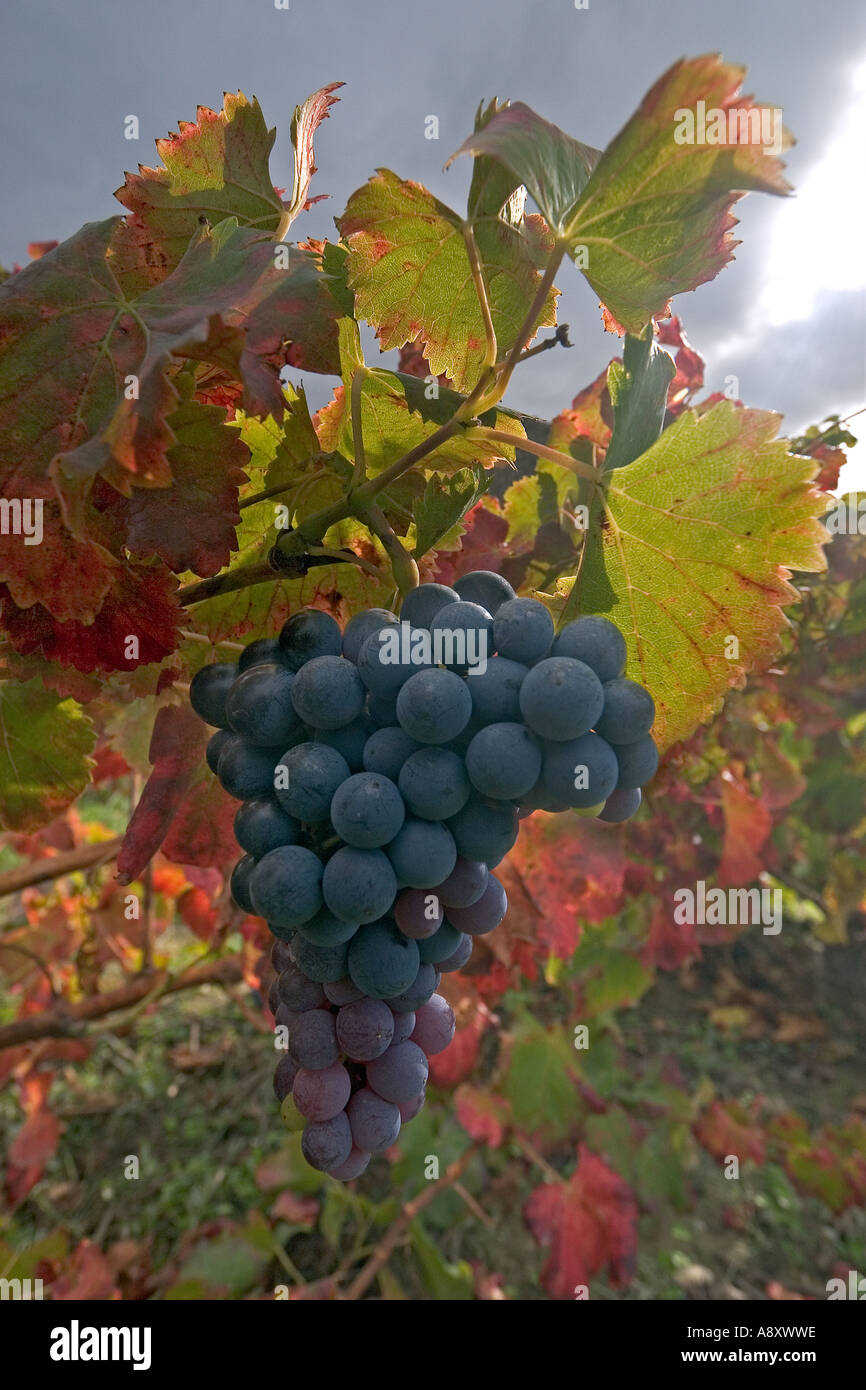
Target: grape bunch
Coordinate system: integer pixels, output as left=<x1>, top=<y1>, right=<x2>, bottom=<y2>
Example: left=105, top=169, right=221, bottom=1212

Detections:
left=189, top=570, right=657, bottom=1179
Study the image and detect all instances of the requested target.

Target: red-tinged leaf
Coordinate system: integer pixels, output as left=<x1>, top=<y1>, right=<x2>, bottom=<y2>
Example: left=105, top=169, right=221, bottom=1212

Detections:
left=641, top=897, right=700, bottom=971
left=116, top=705, right=206, bottom=883
left=90, top=741, right=131, bottom=784
left=427, top=996, right=486, bottom=1088
left=0, top=679, right=95, bottom=832
left=510, top=815, right=628, bottom=957
left=160, top=768, right=240, bottom=869
left=694, top=1099, right=766, bottom=1164
left=0, top=645, right=104, bottom=703
left=548, top=364, right=613, bottom=454
left=9, top=1106, right=62, bottom=1167
left=766, top=1281, right=814, bottom=1301
left=271, top=1191, right=320, bottom=1225
left=3, top=561, right=183, bottom=673
left=455, top=1085, right=511, bottom=1147
left=716, top=772, right=773, bottom=886
left=282, top=83, right=344, bottom=227
left=799, top=440, right=846, bottom=493
left=178, top=885, right=220, bottom=941
left=431, top=504, right=510, bottom=586
left=27, top=240, right=58, bottom=260
left=524, top=1145, right=638, bottom=1298
left=0, top=481, right=118, bottom=624
left=51, top=1239, right=120, bottom=1301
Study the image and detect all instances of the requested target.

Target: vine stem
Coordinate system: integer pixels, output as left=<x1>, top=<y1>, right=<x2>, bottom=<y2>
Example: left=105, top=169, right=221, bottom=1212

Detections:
left=463, top=222, right=497, bottom=369
left=0, top=837, right=123, bottom=899
left=480, top=242, right=566, bottom=410
left=357, top=502, right=419, bottom=596
left=474, top=427, right=603, bottom=484
left=350, top=369, right=368, bottom=490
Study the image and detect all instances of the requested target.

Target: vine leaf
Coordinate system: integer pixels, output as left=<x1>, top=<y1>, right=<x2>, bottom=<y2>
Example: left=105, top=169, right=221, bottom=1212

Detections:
left=336, top=166, right=556, bottom=393
left=0, top=679, right=95, bottom=831
left=524, top=1144, right=639, bottom=1298
left=604, top=329, right=676, bottom=471
left=411, top=468, right=490, bottom=557
left=116, top=704, right=206, bottom=883
left=281, top=83, right=344, bottom=229
left=550, top=402, right=827, bottom=752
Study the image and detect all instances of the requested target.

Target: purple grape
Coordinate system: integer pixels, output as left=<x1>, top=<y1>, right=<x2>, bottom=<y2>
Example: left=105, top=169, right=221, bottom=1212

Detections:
left=289, top=1010, right=340, bottom=1069
left=438, top=933, right=473, bottom=973
left=270, top=939, right=294, bottom=973
left=366, top=1040, right=429, bottom=1104
left=394, top=887, right=444, bottom=939
left=436, top=856, right=488, bottom=908
left=274, top=1003, right=299, bottom=1029
left=417, top=920, right=461, bottom=965
left=330, top=1146, right=372, bottom=1181
left=336, top=998, right=395, bottom=1061
left=391, top=1009, right=416, bottom=1044
left=293, top=1063, right=351, bottom=1122
left=347, top=1087, right=401, bottom=1152
left=398, top=1092, right=427, bottom=1122
left=324, top=976, right=365, bottom=1006
left=277, top=964, right=325, bottom=1012
left=411, top=995, right=456, bottom=1055
left=445, top=875, right=507, bottom=936
left=386, top=962, right=439, bottom=1012
left=273, top=1053, right=299, bottom=1102
left=301, top=1112, right=353, bottom=1173
left=267, top=978, right=281, bottom=1016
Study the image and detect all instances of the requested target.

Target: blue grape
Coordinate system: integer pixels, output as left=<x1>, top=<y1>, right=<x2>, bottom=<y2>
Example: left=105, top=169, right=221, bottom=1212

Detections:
left=430, top=599, right=494, bottom=670
left=438, top=933, right=473, bottom=972
left=385, top=962, right=439, bottom=1012
left=295, top=908, right=360, bottom=947
left=453, top=570, right=516, bottom=615
left=614, top=734, right=658, bottom=789
left=492, top=597, right=554, bottom=664
left=277, top=963, right=326, bottom=1012
left=367, top=1040, right=429, bottom=1104
left=293, top=1062, right=351, bottom=1121
left=447, top=796, right=518, bottom=862
left=302, top=1112, right=353, bottom=1172
left=599, top=786, right=642, bottom=822
left=206, top=728, right=234, bottom=775
left=291, top=934, right=349, bottom=984
left=234, top=798, right=299, bottom=858
left=411, top=995, right=456, bottom=1055
left=519, top=657, right=604, bottom=741
left=274, top=743, right=350, bottom=823
left=595, top=678, right=656, bottom=743
left=396, top=668, right=472, bottom=744
left=466, top=655, right=528, bottom=725
left=230, top=854, right=257, bottom=914
left=226, top=663, right=304, bottom=747
left=394, top=888, right=444, bottom=939
left=541, top=732, right=619, bottom=808
left=330, top=772, right=406, bottom=849
left=290, top=655, right=366, bottom=730
left=552, top=615, right=626, bottom=683
left=357, top=624, right=433, bottom=696
left=398, top=747, right=471, bottom=820
left=391, top=1010, right=416, bottom=1044
left=417, top=919, right=461, bottom=964
left=518, top=783, right=569, bottom=814
left=342, top=608, right=399, bottom=663
left=275, top=1002, right=298, bottom=1029
left=190, top=662, right=237, bottom=727
left=347, top=1087, right=401, bottom=1152
left=398, top=1093, right=426, bottom=1122
left=445, top=875, right=507, bottom=936
left=366, top=693, right=398, bottom=727
left=399, top=582, right=459, bottom=630
left=386, top=817, right=457, bottom=889
left=323, top=976, right=365, bottom=1006
left=330, top=1146, right=372, bottom=1180
left=314, top=715, right=373, bottom=770
left=274, top=1053, right=299, bottom=1102
left=238, top=637, right=283, bottom=672
left=336, top=998, right=395, bottom=1061
left=250, top=845, right=323, bottom=926
left=465, top=722, right=542, bottom=799
left=289, top=1010, right=339, bottom=1069
left=436, top=856, right=488, bottom=908
left=279, top=609, right=342, bottom=671
left=362, top=725, right=421, bottom=781
left=218, top=738, right=280, bottom=800
left=322, top=847, right=397, bottom=923
left=347, top=919, right=420, bottom=998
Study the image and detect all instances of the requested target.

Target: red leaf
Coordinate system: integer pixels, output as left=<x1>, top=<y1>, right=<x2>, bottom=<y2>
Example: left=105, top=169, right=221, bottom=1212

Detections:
left=641, top=896, right=700, bottom=971
left=716, top=772, right=773, bottom=886
left=427, top=1010, right=486, bottom=1088
left=10, top=1106, right=62, bottom=1167
left=51, top=1239, right=120, bottom=1301
left=431, top=505, right=510, bottom=585
left=510, top=816, right=628, bottom=957
left=455, top=1085, right=511, bottom=1147
left=548, top=364, right=613, bottom=454
left=161, top=769, right=240, bottom=869
left=524, top=1145, right=638, bottom=1298
left=116, top=705, right=206, bottom=883
left=694, top=1099, right=766, bottom=1164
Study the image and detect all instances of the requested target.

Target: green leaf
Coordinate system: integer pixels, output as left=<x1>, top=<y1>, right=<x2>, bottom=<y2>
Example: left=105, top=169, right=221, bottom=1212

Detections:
left=603, top=328, right=676, bottom=471
left=337, top=168, right=555, bottom=393
left=552, top=402, right=827, bottom=752
left=583, top=952, right=653, bottom=1015
left=409, top=1221, right=474, bottom=1300
left=411, top=468, right=489, bottom=557
left=502, top=1018, right=579, bottom=1139
left=0, top=679, right=95, bottom=831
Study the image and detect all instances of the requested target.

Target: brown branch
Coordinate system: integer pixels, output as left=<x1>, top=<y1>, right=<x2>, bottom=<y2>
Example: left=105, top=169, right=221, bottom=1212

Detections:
left=340, top=1142, right=481, bottom=1300
left=0, top=837, right=123, bottom=900
left=0, top=956, right=243, bottom=1050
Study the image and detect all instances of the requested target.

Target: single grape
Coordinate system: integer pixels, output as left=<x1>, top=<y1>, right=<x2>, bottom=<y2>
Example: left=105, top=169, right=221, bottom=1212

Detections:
left=453, top=569, right=515, bottom=615
left=226, top=663, right=304, bottom=747
left=293, top=1062, right=351, bottom=1122
left=394, top=888, right=444, bottom=939
left=234, top=798, right=299, bottom=858
left=279, top=609, right=342, bottom=671
left=466, top=655, right=528, bottom=725
left=342, top=608, right=399, bottom=663
left=266, top=921, right=297, bottom=944
left=273, top=742, right=350, bottom=823
left=274, top=1003, right=298, bottom=1029
left=386, top=818, right=457, bottom=889
left=356, top=623, right=433, bottom=697
left=599, top=786, right=642, bottom=822
left=329, top=1146, right=372, bottom=1181
left=295, top=908, right=360, bottom=947
left=398, top=747, right=471, bottom=820
left=189, top=662, right=236, bottom=727
left=291, top=934, right=349, bottom=984
left=445, top=875, right=507, bottom=936
left=552, top=615, right=627, bottom=683
left=492, top=597, right=555, bottom=664
left=541, top=732, right=619, bottom=808
left=267, top=978, right=281, bottom=1016
left=301, top=1112, right=353, bottom=1173
left=367, top=1040, right=429, bottom=1104
left=614, top=734, right=658, bottom=789
left=465, top=722, right=542, bottom=800
left=330, top=771, right=406, bottom=849
left=250, top=845, right=323, bottom=927
left=271, top=939, right=294, bottom=973
left=519, top=657, right=604, bottom=741
left=230, top=854, right=257, bottom=914
left=206, top=728, right=234, bottom=774
left=447, top=796, right=518, bottom=862
left=436, top=856, right=488, bottom=908
left=217, top=737, right=280, bottom=800
left=347, top=919, right=420, bottom=998
left=396, top=668, right=473, bottom=744
left=289, top=1010, right=339, bottom=1069
left=430, top=601, right=493, bottom=672
left=277, top=963, right=326, bottom=1012
left=595, top=677, right=656, bottom=743
left=398, top=1093, right=426, bottom=1122
left=238, top=637, right=284, bottom=672
left=417, top=919, right=461, bottom=964
left=399, top=582, right=459, bottom=630
left=322, top=847, right=398, bottom=923
left=391, top=1010, right=416, bottom=1044
left=314, top=715, right=374, bottom=771
left=290, top=655, right=366, bottom=731
left=438, top=933, right=473, bottom=973
left=362, top=725, right=421, bottom=781
left=347, top=1087, right=401, bottom=1152
left=385, top=961, right=439, bottom=1012
left=323, top=976, right=366, bottom=1006
left=336, top=998, right=395, bottom=1061
left=273, top=1052, right=299, bottom=1102
left=411, top=995, right=456, bottom=1055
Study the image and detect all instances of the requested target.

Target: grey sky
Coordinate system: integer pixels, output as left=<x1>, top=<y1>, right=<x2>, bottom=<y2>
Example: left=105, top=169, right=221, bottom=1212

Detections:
left=3, top=0, right=864, bottom=481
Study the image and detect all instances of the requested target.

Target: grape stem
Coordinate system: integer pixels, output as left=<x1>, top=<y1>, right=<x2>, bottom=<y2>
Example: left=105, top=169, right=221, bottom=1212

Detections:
left=462, top=221, right=498, bottom=370
left=474, top=427, right=603, bottom=484
left=355, top=501, right=419, bottom=595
